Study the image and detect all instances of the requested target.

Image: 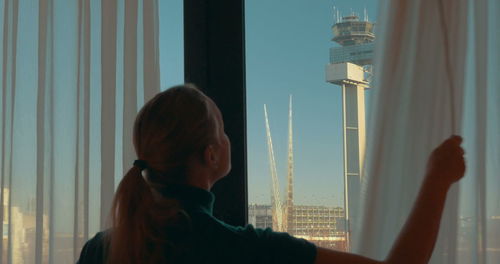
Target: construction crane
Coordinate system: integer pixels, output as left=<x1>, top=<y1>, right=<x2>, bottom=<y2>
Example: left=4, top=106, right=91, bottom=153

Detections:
left=284, top=95, right=294, bottom=233
left=264, top=104, right=283, bottom=232
left=264, top=96, right=295, bottom=233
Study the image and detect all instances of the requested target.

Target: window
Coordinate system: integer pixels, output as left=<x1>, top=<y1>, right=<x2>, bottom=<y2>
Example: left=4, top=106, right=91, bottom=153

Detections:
left=246, top=0, right=377, bottom=251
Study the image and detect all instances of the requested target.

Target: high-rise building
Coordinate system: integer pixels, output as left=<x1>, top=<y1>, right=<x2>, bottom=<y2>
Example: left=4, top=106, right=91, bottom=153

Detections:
left=325, top=12, right=375, bottom=250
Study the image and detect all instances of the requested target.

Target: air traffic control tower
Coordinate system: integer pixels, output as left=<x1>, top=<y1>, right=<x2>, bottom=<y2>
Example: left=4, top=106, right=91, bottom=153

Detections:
left=325, top=14, right=374, bottom=251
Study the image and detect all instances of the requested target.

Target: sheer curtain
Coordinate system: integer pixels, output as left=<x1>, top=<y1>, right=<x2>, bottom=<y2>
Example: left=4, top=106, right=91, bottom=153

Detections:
left=0, top=0, right=160, bottom=263
left=357, top=0, right=500, bottom=263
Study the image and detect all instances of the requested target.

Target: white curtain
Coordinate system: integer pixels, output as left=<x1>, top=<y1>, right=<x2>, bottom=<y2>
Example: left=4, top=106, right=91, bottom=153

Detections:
left=358, top=0, right=500, bottom=263
left=0, top=0, right=160, bottom=263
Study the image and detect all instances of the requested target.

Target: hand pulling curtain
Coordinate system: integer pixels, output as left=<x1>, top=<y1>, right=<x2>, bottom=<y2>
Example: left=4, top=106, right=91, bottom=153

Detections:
left=357, top=0, right=500, bottom=263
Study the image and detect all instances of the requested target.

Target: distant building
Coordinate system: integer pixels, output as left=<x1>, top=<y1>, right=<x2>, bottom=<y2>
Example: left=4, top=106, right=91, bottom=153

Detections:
left=248, top=203, right=347, bottom=251
left=248, top=204, right=273, bottom=229
left=2, top=188, right=30, bottom=264
left=2, top=189, right=51, bottom=264
left=290, top=206, right=346, bottom=250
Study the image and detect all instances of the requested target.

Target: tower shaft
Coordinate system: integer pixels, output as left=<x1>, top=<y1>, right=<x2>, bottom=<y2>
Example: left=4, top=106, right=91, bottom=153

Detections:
left=340, top=83, right=367, bottom=251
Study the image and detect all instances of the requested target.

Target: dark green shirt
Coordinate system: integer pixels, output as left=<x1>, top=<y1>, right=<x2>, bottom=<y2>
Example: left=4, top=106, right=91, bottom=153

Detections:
left=77, top=184, right=317, bottom=264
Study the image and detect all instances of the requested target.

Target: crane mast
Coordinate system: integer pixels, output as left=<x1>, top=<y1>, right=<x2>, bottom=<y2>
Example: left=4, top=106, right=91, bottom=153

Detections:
left=264, top=104, right=283, bottom=232
left=284, top=95, right=294, bottom=233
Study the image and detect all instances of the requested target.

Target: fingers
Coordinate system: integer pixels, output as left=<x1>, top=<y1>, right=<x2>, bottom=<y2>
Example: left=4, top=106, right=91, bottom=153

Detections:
left=444, top=135, right=462, bottom=146
left=441, top=135, right=463, bottom=149
left=434, top=135, right=465, bottom=159
left=427, top=135, right=467, bottom=184
left=449, top=135, right=465, bottom=156
left=449, top=135, right=463, bottom=144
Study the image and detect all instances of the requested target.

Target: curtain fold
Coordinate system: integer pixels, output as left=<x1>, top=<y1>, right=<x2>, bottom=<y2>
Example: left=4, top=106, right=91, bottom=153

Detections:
left=122, top=0, right=138, bottom=198
left=358, top=0, right=500, bottom=263
left=0, top=0, right=161, bottom=263
left=100, top=0, right=117, bottom=231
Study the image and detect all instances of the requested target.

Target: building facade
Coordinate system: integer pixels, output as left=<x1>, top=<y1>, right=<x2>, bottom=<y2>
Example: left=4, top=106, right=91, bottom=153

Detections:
left=248, top=203, right=347, bottom=251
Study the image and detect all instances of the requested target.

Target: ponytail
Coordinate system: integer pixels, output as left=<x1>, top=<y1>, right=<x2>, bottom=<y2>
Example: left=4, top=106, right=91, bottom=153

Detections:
left=108, top=166, right=181, bottom=264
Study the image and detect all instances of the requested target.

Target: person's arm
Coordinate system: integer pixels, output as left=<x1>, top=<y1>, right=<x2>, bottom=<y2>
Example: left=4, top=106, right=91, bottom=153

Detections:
left=315, top=135, right=466, bottom=264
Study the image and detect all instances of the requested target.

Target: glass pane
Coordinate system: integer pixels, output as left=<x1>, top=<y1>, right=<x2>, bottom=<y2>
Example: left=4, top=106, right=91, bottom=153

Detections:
left=159, top=0, right=184, bottom=90
left=246, top=1, right=377, bottom=251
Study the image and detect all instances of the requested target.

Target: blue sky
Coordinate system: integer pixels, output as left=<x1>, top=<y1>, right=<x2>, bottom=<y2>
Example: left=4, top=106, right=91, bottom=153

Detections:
left=158, top=0, right=378, bottom=207
left=244, top=0, right=377, bottom=206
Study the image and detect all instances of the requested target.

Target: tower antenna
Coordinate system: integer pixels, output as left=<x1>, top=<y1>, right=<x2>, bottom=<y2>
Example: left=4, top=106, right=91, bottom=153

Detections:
left=333, top=6, right=337, bottom=25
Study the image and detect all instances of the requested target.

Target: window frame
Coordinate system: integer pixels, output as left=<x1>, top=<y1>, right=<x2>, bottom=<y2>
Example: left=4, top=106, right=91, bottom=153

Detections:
left=183, top=0, right=247, bottom=226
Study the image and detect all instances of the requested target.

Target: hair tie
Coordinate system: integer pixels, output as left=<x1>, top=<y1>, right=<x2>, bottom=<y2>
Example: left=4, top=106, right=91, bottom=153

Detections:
left=133, top=159, right=148, bottom=170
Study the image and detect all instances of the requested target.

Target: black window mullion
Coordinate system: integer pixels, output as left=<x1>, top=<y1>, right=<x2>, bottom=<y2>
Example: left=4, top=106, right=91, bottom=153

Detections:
left=184, top=0, right=247, bottom=226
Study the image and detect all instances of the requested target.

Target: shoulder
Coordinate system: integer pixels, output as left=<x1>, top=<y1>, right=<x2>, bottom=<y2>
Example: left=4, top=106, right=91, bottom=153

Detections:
left=205, top=218, right=317, bottom=264
left=76, top=231, right=109, bottom=264
left=252, top=226, right=317, bottom=250
left=255, top=227, right=317, bottom=264
left=202, top=215, right=270, bottom=242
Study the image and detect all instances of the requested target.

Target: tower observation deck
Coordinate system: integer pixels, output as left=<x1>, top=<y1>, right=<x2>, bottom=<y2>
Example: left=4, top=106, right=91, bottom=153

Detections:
left=330, top=15, right=375, bottom=67
left=325, top=13, right=375, bottom=251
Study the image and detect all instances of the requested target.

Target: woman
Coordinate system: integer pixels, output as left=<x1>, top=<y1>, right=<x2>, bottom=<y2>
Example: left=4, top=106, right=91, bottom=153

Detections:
left=77, top=85, right=466, bottom=264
